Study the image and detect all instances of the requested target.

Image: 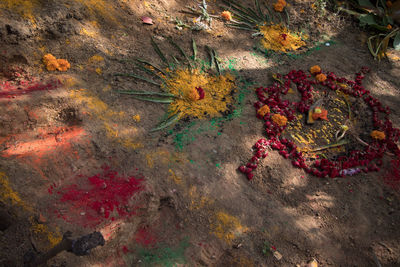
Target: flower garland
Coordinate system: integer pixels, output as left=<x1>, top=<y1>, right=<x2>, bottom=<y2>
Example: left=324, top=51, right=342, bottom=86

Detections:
left=239, top=67, right=400, bottom=180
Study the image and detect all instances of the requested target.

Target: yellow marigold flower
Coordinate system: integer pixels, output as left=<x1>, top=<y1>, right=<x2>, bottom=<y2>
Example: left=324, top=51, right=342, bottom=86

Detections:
left=271, top=114, right=288, bottom=126
left=221, top=11, right=232, bottom=21
left=310, top=65, right=321, bottom=75
left=257, top=105, right=270, bottom=116
left=315, top=73, right=327, bottom=82
left=387, top=24, right=392, bottom=30
left=274, top=0, right=287, bottom=12
left=371, top=130, right=385, bottom=140
left=56, top=59, right=71, bottom=71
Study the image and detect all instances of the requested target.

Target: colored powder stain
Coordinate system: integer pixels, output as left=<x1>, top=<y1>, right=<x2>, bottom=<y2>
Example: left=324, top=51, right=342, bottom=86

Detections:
left=73, top=0, right=118, bottom=24
left=168, top=169, right=182, bottom=185
left=30, top=217, right=62, bottom=248
left=0, top=79, right=61, bottom=98
left=0, top=0, right=38, bottom=21
left=95, top=68, right=102, bottom=75
left=69, top=89, right=143, bottom=149
left=163, top=69, right=235, bottom=119
left=146, top=149, right=187, bottom=169
left=88, top=54, right=104, bottom=63
left=259, top=24, right=306, bottom=53
left=134, top=227, right=157, bottom=247
left=0, top=172, right=61, bottom=247
left=56, top=166, right=144, bottom=227
left=137, top=238, right=189, bottom=267
left=132, top=114, right=141, bottom=122
left=211, top=211, right=248, bottom=244
left=80, top=27, right=99, bottom=38
left=0, top=172, right=32, bottom=212
left=1, top=126, right=85, bottom=158
left=384, top=159, right=400, bottom=191
left=188, top=186, right=214, bottom=211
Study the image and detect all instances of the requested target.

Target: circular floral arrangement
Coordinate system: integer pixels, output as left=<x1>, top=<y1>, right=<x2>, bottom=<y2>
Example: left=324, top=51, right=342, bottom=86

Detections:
left=239, top=66, right=400, bottom=180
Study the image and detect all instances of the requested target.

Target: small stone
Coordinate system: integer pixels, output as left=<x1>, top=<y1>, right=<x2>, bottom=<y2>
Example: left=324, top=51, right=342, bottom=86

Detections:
left=273, top=251, right=282, bottom=260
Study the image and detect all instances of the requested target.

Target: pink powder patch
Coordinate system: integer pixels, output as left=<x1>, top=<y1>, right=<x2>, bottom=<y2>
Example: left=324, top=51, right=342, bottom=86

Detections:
left=383, top=159, right=400, bottom=191
left=54, top=166, right=144, bottom=228
left=134, top=227, right=157, bottom=247
left=0, top=79, right=60, bottom=98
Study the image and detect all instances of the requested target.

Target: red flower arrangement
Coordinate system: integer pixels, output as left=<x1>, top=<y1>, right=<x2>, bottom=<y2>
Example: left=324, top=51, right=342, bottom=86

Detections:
left=239, top=67, right=400, bottom=180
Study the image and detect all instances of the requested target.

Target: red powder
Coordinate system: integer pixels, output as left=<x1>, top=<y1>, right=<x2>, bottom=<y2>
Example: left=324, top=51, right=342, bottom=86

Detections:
left=383, top=159, right=400, bottom=191
left=134, top=227, right=157, bottom=247
left=55, top=166, right=144, bottom=228
left=122, top=246, right=129, bottom=254
left=0, top=79, right=60, bottom=98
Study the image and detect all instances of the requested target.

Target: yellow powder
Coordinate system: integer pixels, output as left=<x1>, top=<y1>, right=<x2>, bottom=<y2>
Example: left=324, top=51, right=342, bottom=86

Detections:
left=69, top=89, right=143, bottom=149
left=0, top=0, right=39, bottom=21
left=259, top=24, right=306, bottom=53
left=30, top=217, right=62, bottom=248
left=73, top=0, right=118, bottom=23
left=211, top=212, right=248, bottom=244
left=168, top=169, right=182, bottom=185
left=0, top=172, right=32, bottom=211
left=163, top=69, right=235, bottom=119
left=0, top=172, right=61, bottom=248
left=89, top=55, right=104, bottom=63
left=188, top=186, right=214, bottom=211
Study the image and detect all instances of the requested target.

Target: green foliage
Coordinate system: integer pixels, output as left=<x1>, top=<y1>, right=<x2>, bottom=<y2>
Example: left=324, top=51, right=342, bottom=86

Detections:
left=262, top=241, right=271, bottom=255
left=338, top=0, right=399, bottom=59
left=222, top=0, right=287, bottom=30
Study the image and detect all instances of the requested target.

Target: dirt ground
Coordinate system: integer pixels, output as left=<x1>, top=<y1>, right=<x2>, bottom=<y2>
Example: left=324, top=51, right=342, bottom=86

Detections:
left=1, top=0, right=400, bottom=266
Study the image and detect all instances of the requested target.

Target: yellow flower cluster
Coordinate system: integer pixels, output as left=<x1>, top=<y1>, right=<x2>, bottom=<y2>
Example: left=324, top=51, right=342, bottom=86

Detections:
left=43, top=54, right=71, bottom=72
left=274, top=0, right=287, bottom=12
left=272, top=114, right=288, bottom=126
left=371, top=130, right=385, bottom=140
left=259, top=24, right=306, bottom=53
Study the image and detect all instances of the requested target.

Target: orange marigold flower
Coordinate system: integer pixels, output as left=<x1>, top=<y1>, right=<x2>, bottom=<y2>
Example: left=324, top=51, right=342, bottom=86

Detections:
left=57, top=59, right=71, bottom=71
left=274, top=0, right=287, bottom=12
left=188, top=88, right=200, bottom=101
left=387, top=24, right=392, bottom=30
left=271, top=114, right=288, bottom=126
left=310, top=65, right=321, bottom=75
left=316, top=73, right=327, bottom=82
left=43, top=54, right=56, bottom=64
left=43, top=54, right=59, bottom=71
left=312, top=107, right=328, bottom=121
left=387, top=1, right=393, bottom=8
left=371, top=130, right=385, bottom=140
left=221, top=11, right=232, bottom=21
left=257, top=105, right=270, bottom=116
